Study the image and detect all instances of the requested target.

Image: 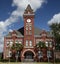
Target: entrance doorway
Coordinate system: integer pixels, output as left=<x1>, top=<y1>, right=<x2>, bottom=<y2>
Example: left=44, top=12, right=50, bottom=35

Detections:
left=24, top=51, right=34, bottom=62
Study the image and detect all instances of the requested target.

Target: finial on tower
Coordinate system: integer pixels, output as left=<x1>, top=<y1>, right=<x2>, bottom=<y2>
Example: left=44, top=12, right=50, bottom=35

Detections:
left=23, top=4, right=34, bottom=15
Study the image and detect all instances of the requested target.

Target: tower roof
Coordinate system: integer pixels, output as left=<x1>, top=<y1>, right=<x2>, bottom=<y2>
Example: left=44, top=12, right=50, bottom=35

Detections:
left=24, top=4, right=34, bottom=14
left=25, top=4, right=33, bottom=11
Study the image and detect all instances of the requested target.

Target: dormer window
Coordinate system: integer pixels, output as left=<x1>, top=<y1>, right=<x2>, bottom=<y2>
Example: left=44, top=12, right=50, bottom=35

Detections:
left=41, top=33, right=46, bottom=36
left=41, top=30, right=47, bottom=37
left=12, top=33, right=16, bottom=36
left=11, top=30, right=17, bottom=36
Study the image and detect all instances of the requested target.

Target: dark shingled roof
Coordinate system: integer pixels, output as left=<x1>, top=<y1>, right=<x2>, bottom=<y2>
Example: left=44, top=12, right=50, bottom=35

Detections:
left=5, top=27, right=53, bottom=37
left=18, top=27, right=42, bottom=35
left=18, top=27, right=54, bottom=37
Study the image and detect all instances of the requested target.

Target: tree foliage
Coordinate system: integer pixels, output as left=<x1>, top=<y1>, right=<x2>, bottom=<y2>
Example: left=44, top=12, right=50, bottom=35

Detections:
left=11, top=43, right=23, bottom=51
left=36, top=41, right=46, bottom=48
left=49, top=23, right=60, bottom=50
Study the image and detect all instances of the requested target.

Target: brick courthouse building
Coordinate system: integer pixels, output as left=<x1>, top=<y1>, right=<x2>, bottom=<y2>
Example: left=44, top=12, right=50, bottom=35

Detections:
left=3, top=5, right=55, bottom=62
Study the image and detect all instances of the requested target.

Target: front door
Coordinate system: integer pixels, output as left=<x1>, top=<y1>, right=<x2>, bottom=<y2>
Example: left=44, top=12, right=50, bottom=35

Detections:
left=24, top=51, right=34, bottom=61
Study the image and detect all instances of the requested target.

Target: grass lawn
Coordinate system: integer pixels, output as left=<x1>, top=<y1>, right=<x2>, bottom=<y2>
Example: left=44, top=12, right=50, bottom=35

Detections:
left=0, top=62, right=60, bottom=64
left=0, top=62, right=54, bottom=64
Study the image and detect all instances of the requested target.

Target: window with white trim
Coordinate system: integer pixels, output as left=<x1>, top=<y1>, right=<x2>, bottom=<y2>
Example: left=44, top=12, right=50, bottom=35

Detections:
left=49, top=42, right=52, bottom=47
left=38, top=51, right=43, bottom=58
left=8, top=50, right=12, bottom=57
left=26, top=40, right=28, bottom=46
left=47, top=51, right=52, bottom=58
left=15, top=41, right=18, bottom=43
left=29, top=26, right=32, bottom=30
left=10, top=41, right=13, bottom=46
left=26, top=26, right=28, bottom=30
left=19, top=41, right=22, bottom=44
left=45, top=41, right=48, bottom=47
left=29, top=41, right=32, bottom=46
left=29, top=31, right=32, bottom=35
left=6, top=42, right=10, bottom=47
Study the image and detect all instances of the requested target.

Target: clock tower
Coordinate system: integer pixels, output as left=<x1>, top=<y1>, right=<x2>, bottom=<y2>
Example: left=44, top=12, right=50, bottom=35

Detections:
left=23, top=5, right=35, bottom=48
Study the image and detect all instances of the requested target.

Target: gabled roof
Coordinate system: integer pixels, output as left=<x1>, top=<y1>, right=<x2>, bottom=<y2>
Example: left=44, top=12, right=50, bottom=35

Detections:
left=5, top=27, right=54, bottom=38
left=18, top=27, right=54, bottom=37
left=6, top=30, right=23, bottom=37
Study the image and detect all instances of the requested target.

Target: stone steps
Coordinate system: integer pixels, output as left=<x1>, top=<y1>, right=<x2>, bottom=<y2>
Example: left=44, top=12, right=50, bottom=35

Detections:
left=23, top=59, right=34, bottom=62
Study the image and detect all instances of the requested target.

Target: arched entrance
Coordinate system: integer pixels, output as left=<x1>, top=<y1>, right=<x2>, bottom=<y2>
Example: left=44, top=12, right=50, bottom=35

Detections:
left=24, top=51, right=34, bottom=59
left=21, top=49, right=36, bottom=62
left=24, top=51, right=34, bottom=62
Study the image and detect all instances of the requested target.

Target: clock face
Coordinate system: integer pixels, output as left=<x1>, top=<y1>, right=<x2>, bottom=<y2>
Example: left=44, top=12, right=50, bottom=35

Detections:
left=27, top=19, right=31, bottom=22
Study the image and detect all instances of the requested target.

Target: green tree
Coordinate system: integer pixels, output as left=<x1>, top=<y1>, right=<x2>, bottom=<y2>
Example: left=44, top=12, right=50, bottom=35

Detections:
left=35, top=41, right=46, bottom=50
left=11, top=43, right=23, bottom=52
left=35, top=41, right=46, bottom=62
left=11, top=43, right=23, bottom=61
left=49, top=23, right=60, bottom=51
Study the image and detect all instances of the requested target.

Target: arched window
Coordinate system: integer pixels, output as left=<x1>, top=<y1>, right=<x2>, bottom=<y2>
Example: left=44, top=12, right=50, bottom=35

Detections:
left=29, top=41, right=32, bottom=46
left=26, top=40, right=28, bottom=46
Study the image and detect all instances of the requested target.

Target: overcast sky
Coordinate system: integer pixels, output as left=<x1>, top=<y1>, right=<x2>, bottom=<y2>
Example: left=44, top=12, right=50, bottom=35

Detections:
left=0, top=0, right=60, bottom=52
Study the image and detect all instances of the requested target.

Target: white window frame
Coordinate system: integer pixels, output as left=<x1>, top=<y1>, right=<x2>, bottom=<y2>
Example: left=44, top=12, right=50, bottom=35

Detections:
left=10, top=41, right=13, bottom=46
left=29, top=31, right=32, bottom=35
left=26, top=26, right=28, bottom=30
left=38, top=51, right=43, bottom=58
left=45, top=41, right=48, bottom=47
left=47, top=51, right=52, bottom=58
left=49, top=42, right=52, bottom=47
left=29, top=26, right=32, bottom=30
left=19, top=41, right=22, bottom=44
left=29, top=41, right=32, bottom=46
left=26, top=40, right=28, bottom=46
left=6, top=41, right=10, bottom=47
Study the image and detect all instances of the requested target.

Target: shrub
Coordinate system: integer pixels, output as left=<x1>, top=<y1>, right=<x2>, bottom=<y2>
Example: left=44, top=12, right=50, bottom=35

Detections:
left=55, top=58, right=60, bottom=62
left=0, top=59, right=8, bottom=62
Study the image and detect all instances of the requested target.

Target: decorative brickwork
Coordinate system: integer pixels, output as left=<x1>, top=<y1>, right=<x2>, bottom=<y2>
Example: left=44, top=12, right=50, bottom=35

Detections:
left=3, top=5, right=55, bottom=62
